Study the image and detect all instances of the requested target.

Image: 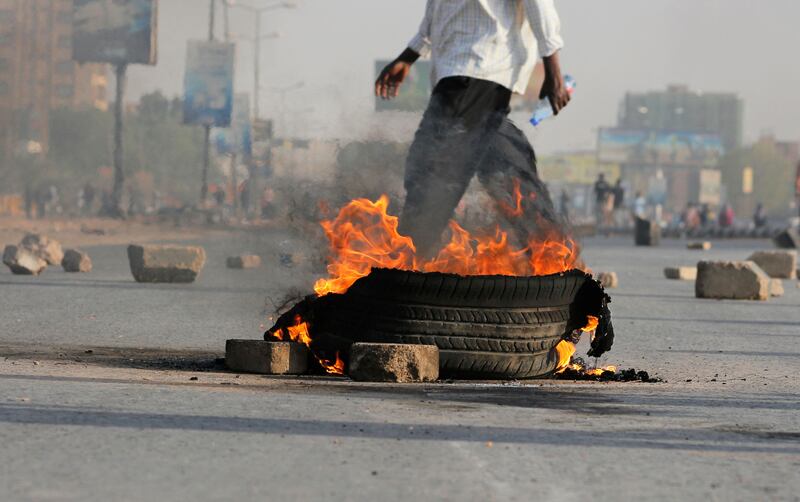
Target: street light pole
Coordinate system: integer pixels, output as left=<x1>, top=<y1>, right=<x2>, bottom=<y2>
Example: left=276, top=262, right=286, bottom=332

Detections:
left=201, top=0, right=217, bottom=205
left=254, top=14, right=261, bottom=120
left=223, top=1, right=296, bottom=218
left=111, top=62, right=127, bottom=218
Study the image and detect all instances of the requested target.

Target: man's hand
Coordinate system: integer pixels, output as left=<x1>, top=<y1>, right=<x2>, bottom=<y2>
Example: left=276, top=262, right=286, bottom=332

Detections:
left=540, top=51, right=571, bottom=115
left=375, top=48, right=420, bottom=100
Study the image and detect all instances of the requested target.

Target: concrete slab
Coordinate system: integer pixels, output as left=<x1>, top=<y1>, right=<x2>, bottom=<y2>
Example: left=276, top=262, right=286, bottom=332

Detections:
left=225, top=339, right=308, bottom=374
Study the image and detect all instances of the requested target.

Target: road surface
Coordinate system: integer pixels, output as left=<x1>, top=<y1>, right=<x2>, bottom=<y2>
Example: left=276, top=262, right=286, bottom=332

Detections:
left=1, top=230, right=798, bottom=501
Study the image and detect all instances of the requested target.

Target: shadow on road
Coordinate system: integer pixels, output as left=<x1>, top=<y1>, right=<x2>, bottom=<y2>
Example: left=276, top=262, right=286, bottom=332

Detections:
left=0, top=401, right=797, bottom=455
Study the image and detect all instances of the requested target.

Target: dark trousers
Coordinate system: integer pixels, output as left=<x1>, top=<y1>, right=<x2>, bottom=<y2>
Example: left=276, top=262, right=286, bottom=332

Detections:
left=398, top=76, right=561, bottom=258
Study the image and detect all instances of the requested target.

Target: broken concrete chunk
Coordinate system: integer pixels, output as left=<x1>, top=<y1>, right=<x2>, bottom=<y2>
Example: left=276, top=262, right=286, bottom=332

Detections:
left=3, top=245, right=47, bottom=275
left=349, top=343, right=439, bottom=383
left=769, top=279, right=784, bottom=298
left=664, top=266, right=697, bottom=281
left=127, top=244, right=206, bottom=283
left=20, top=233, right=63, bottom=265
left=226, top=254, right=262, bottom=269
left=61, top=249, right=92, bottom=273
left=746, top=250, right=797, bottom=279
left=595, top=272, right=618, bottom=289
left=687, top=241, right=712, bottom=251
left=695, top=261, right=770, bottom=301
left=225, top=339, right=308, bottom=374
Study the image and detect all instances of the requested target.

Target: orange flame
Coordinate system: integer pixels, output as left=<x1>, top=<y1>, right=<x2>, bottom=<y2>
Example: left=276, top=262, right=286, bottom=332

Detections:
left=314, top=195, right=583, bottom=296
left=553, top=316, right=616, bottom=377
left=314, top=196, right=416, bottom=296
left=498, top=178, right=524, bottom=218
left=320, top=352, right=345, bottom=375
left=270, top=315, right=345, bottom=375
left=286, top=194, right=587, bottom=378
left=282, top=315, right=313, bottom=346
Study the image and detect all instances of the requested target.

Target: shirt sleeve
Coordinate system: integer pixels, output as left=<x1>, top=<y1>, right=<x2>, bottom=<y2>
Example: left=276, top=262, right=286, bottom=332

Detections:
left=523, top=0, right=564, bottom=58
left=407, top=0, right=433, bottom=58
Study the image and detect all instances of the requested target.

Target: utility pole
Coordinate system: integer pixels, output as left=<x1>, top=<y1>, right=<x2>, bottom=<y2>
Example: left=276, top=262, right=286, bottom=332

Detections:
left=254, top=14, right=261, bottom=121
left=222, top=1, right=239, bottom=217
left=111, top=62, right=127, bottom=218
left=201, top=0, right=217, bottom=205
left=225, top=1, right=295, bottom=218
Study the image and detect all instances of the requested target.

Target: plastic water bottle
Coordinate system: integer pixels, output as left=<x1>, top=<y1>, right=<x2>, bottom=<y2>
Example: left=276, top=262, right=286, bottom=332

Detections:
left=530, top=75, right=576, bottom=127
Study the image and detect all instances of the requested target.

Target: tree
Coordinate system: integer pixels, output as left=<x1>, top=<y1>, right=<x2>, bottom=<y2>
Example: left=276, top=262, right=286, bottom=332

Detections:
left=717, top=140, right=794, bottom=215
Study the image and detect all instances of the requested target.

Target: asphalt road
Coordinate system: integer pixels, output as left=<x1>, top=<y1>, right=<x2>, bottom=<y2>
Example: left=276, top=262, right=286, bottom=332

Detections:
left=1, top=231, right=798, bottom=501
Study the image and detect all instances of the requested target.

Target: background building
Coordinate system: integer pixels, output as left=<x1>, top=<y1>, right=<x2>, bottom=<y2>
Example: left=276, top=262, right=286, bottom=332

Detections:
left=618, top=84, right=743, bottom=151
left=598, top=84, right=744, bottom=214
left=0, top=0, right=108, bottom=157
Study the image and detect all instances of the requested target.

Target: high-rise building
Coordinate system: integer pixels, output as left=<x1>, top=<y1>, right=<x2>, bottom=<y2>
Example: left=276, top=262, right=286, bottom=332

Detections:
left=0, top=0, right=108, bottom=156
left=597, top=85, right=744, bottom=212
left=618, top=84, right=743, bottom=151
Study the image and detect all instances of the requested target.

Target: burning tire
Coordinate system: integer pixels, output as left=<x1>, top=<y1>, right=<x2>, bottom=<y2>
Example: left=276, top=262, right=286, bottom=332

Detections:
left=268, top=268, right=613, bottom=379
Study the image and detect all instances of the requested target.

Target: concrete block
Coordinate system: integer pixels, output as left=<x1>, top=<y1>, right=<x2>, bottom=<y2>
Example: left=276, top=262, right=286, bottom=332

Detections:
left=695, top=261, right=770, bottom=301
left=127, top=244, right=206, bottom=283
left=20, top=233, right=63, bottom=265
left=225, top=339, right=309, bottom=375
left=62, top=249, right=92, bottom=273
left=349, top=343, right=439, bottom=383
left=687, top=241, right=712, bottom=251
left=635, top=218, right=660, bottom=246
left=226, top=254, right=262, bottom=269
left=2, top=245, right=47, bottom=275
left=664, top=266, right=697, bottom=281
left=746, top=250, right=797, bottom=279
left=770, top=279, right=784, bottom=298
left=774, top=227, right=799, bottom=249
left=595, top=272, right=618, bottom=289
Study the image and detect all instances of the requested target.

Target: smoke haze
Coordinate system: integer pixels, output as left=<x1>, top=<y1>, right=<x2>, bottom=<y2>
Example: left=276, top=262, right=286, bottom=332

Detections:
left=127, top=0, right=800, bottom=153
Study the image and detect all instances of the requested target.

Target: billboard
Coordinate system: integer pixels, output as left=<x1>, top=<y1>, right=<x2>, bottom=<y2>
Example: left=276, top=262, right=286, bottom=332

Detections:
left=375, top=60, right=432, bottom=112
left=183, top=41, right=235, bottom=127
left=73, top=0, right=157, bottom=65
left=597, top=128, right=724, bottom=167
left=213, top=94, right=252, bottom=157
left=698, top=169, right=722, bottom=205
left=539, top=153, right=620, bottom=185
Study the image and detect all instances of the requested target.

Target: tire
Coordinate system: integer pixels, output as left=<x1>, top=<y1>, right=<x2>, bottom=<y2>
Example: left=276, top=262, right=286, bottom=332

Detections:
left=314, top=268, right=592, bottom=379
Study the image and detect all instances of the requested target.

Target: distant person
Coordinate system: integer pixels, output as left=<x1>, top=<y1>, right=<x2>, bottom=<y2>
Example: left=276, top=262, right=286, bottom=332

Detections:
left=152, top=190, right=163, bottom=213
left=612, top=178, right=625, bottom=227
left=48, top=185, right=61, bottom=216
left=36, top=185, right=50, bottom=219
left=633, top=191, right=647, bottom=219
left=795, top=161, right=800, bottom=219
left=593, top=173, right=610, bottom=209
left=24, top=183, right=33, bottom=219
left=684, top=203, right=700, bottom=230
left=753, top=203, right=768, bottom=228
left=82, top=182, right=95, bottom=215
left=718, top=203, right=735, bottom=228
left=699, top=203, right=710, bottom=228
left=239, top=179, right=250, bottom=214
left=213, top=188, right=225, bottom=208
left=593, top=173, right=613, bottom=229
left=261, top=187, right=276, bottom=219
left=559, top=188, right=570, bottom=220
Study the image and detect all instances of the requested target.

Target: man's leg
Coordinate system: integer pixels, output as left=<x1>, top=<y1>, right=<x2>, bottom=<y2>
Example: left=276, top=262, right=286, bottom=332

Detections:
left=478, top=118, right=563, bottom=245
left=398, top=77, right=511, bottom=258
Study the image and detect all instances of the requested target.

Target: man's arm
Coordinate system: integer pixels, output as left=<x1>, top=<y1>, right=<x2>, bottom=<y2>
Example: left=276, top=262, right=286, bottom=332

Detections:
left=375, top=1, right=432, bottom=100
left=523, top=0, right=570, bottom=114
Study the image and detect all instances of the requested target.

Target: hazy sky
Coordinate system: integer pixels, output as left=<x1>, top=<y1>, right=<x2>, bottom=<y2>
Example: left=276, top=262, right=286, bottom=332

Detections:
left=128, top=0, right=800, bottom=154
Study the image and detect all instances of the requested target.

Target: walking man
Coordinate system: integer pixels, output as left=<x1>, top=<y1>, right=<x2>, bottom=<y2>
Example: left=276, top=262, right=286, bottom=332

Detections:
left=375, top=0, right=571, bottom=258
